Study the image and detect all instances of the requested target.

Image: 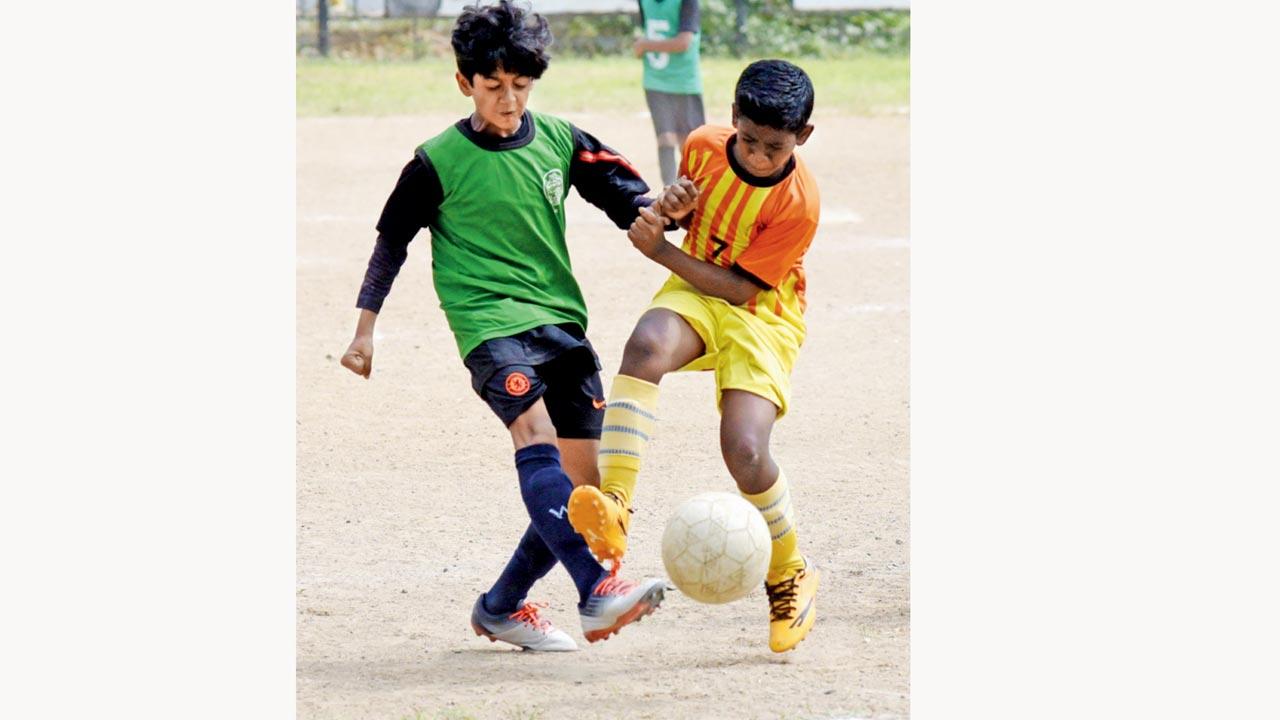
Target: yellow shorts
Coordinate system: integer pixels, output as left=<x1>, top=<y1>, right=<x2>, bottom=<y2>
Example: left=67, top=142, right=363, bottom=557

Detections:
left=649, top=280, right=803, bottom=417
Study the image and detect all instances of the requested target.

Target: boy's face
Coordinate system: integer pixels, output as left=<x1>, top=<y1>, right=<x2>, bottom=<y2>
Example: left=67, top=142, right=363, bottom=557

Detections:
left=731, top=106, right=814, bottom=179
left=456, top=67, right=534, bottom=137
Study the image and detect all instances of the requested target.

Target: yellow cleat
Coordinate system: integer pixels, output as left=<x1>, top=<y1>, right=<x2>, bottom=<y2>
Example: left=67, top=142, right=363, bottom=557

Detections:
left=567, top=485, right=631, bottom=566
left=765, top=558, right=819, bottom=653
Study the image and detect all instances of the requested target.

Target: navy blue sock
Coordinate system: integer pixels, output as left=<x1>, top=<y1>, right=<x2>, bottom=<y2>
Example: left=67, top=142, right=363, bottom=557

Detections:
left=515, top=443, right=607, bottom=607
left=482, top=524, right=556, bottom=615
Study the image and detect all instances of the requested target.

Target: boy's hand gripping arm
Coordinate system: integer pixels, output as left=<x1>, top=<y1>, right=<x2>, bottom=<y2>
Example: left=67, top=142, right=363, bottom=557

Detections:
left=628, top=206, right=761, bottom=306
left=651, top=176, right=699, bottom=224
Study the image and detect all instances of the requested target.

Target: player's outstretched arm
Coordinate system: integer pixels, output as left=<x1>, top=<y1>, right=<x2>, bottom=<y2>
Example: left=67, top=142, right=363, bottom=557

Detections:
left=568, top=126, right=654, bottom=229
left=343, top=154, right=434, bottom=380
left=341, top=309, right=377, bottom=379
left=628, top=206, right=760, bottom=306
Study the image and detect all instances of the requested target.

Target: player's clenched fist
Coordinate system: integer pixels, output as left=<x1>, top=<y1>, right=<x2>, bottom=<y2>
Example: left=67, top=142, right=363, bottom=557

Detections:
left=341, top=334, right=374, bottom=379
left=628, top=205, right=669, bottom=259
left=654, top=176, right=699, bottom=221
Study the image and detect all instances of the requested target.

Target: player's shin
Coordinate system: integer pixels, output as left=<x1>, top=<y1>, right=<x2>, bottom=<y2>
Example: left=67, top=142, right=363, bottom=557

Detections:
left=482, top=523, right=557, bottom=615
left=567, top=374, right=659, bottom=564
left=740, top=468, right=805, bottom=583
left=515, top=443, right=608, bottom=606
left=597, top=374, right=661, bottom=507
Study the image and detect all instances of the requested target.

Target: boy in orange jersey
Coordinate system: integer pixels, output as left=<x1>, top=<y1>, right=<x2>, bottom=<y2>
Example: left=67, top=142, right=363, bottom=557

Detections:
left=567, top=60, right=821, bottom=652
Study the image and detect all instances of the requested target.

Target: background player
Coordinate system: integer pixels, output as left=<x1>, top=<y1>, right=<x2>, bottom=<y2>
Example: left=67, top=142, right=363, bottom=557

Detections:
left=339, top=0, right=685, bottom=651
left=634, top=0, right=705, bottom=186
left=568, top=59, right=822, bottom=653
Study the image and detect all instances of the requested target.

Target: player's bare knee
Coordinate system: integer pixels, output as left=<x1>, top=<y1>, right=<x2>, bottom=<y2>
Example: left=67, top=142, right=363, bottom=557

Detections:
left=721, top=435, right=769, bottom=478
left=623, top=326, right=660, bottom=361
left=621, top=324, right=671, bottom=379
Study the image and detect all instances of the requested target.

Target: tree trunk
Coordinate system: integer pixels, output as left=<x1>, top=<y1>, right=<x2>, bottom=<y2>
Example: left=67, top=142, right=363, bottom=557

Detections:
left=318, top=0, right=330, bottom=57
left=734, top=0, right=749, bottom=57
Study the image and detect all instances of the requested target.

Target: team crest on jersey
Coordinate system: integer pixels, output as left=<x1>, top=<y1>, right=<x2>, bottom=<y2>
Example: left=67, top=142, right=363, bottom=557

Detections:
left=542, top=168, right=564, bottom=208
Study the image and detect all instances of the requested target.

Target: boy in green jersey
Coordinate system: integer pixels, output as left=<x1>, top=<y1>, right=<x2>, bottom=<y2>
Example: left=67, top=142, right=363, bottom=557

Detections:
left=634, top=0, right=706, bottom=185
left=339, top=0, right=694, bottom=651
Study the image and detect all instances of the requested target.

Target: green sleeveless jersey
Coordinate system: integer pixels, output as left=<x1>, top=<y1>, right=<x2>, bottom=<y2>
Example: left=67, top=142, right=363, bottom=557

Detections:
left=418, top=112, right=583, bottom=359
left=640, top=0, right=702, bottom=95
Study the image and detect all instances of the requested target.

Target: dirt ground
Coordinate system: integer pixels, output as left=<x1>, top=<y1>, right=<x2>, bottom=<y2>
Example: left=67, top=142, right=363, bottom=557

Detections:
left=296, top=108, right=909, bottom=720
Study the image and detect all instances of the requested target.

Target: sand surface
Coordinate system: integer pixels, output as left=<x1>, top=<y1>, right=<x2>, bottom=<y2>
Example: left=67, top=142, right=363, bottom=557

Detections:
left=297, top=109, right=909, bottom=720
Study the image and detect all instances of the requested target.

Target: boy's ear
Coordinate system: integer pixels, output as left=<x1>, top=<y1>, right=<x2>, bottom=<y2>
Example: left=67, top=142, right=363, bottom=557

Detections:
left=794, top=123, right=815, bottom=146
left=730, top=103, right=739, bottom=127
left=455, top=71, right=474, bottom=98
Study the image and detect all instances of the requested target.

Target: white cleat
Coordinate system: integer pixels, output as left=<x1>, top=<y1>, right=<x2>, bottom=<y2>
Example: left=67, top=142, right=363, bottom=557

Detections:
left=470, top=595, right=578, bottom=652
left=579, top=573, right=665, bottom=643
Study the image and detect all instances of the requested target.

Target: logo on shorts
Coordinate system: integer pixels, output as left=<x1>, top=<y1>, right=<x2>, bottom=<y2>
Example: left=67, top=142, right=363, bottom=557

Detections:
left=542, top=168, right=564, bottom=208
left=592, top=398, right=607, bottom=410
left=505, top=371, right=531, bottom=397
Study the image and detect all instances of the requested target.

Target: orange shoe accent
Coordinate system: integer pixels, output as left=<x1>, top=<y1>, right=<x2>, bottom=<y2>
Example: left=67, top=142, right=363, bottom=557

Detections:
left=508, top=602, right=551, bottom=632
left=471, top=621, right=497, bottom=642
left=583, top=600, right=657, bottom=643
left=592, top=574, right=633, bottom=596
left=582, top=577, right=658, bottom=643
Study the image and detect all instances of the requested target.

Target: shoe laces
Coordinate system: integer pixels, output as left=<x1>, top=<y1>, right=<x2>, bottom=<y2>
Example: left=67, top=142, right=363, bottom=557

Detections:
left=604, top=491, right=635, bottom=516
left=509, top=602, right=551, bottom=631
left=765, top=572, right=803, bottom=621
left=593, top=573, right=637, bottom=597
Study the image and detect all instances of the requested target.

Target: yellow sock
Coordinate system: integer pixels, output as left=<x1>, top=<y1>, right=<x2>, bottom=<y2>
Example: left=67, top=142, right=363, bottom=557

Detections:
left=742, top=469, right=805, bottom=583
left=597, top=374, right=660, bottom=508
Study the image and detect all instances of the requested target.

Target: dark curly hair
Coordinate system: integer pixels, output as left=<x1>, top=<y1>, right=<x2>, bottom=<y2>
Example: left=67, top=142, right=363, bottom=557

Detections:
left=451, top=1, right=553, bottom=80
left=734, top=59, right=815, bottom=133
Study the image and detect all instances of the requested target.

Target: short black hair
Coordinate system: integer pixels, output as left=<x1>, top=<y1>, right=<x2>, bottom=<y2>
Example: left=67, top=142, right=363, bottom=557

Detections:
left=451, top=1, right=553, bottom=80
left=734, top=60, right=815, bottom=133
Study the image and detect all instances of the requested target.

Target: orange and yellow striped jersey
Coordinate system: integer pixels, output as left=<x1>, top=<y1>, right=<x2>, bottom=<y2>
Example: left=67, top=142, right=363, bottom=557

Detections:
left=669, top=124, right=820, bottom=341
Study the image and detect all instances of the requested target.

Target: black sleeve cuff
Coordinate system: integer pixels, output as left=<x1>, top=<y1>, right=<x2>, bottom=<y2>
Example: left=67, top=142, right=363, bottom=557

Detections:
left=731, top=263, right=773, bottom=291
left=634, top=196, right=680, bottom=231
left=356, top=234, right=410, bottom=313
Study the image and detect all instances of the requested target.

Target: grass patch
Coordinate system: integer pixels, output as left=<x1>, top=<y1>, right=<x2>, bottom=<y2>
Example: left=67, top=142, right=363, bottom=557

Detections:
left=297, top=55, right=908, bottom=118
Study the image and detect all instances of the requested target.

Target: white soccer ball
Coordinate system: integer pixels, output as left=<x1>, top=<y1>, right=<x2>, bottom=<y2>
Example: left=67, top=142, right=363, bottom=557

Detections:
left=661, top=491, right=772, bottom=604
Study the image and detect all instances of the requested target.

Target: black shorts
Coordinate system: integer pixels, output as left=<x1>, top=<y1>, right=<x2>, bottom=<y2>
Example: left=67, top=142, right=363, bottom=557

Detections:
left=645, top=89, right=706, bottom=138
left=463, top=323, right=606, bottom=439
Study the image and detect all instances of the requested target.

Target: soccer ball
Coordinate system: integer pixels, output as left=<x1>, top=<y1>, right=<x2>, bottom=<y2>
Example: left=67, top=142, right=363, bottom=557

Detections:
left=661, top=491, right=772, bottom=604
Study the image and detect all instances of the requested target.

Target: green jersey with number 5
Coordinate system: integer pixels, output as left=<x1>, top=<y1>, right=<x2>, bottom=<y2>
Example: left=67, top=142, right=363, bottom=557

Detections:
left=639, top=0, right=702, bottom=95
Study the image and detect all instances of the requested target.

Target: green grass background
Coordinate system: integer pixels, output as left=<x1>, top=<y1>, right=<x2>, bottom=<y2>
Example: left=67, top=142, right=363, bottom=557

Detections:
left=297, top=55, right=909, bottom=117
